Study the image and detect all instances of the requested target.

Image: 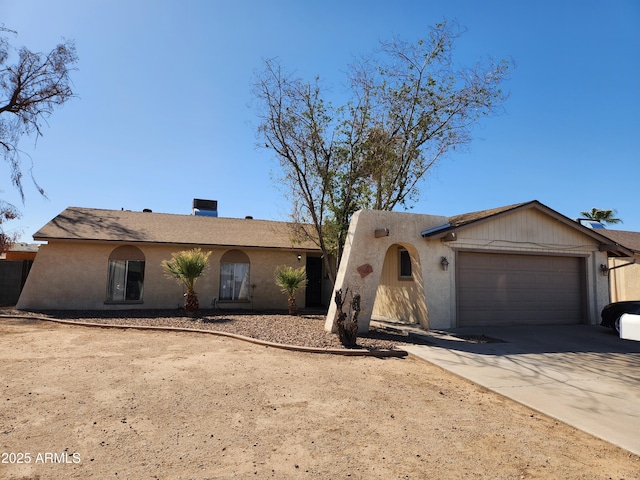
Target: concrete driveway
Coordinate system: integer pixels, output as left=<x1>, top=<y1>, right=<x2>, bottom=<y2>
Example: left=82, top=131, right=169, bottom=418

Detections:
left=398, top=324, right=640, bottom=456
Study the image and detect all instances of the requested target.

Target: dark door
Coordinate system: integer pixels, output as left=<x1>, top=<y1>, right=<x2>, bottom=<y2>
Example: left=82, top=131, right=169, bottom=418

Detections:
left=305, top=256, right=323, bottom=308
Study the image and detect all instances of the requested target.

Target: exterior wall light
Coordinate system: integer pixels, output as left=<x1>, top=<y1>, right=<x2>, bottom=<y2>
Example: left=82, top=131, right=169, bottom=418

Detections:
left=297, top=254, right=302, bottom=262
left=600, top=264, right=609, bottom=276
left=440, top=256, right=449, bottom=271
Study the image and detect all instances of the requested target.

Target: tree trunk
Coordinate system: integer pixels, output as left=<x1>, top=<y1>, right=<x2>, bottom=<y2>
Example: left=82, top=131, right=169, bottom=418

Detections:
left=288, top=295, right=298, bottom=316
left=334, top=288, right=360, bottom=348
left=184, top=291, right=200, bottom=318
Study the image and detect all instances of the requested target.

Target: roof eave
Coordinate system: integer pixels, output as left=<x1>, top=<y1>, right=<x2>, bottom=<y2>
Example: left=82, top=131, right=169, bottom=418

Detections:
left=421, top=200, right=636, bottom=256
left=422, top=201, right=540, bottom=240
left=599, top=243, right=635, bottom=257
left=420, top=223, right=451, bottom=237
left=32, top=235, right=321, bottom=251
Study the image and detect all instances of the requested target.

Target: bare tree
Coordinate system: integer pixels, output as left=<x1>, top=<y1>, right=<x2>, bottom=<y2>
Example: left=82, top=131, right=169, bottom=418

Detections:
left=254, top=59, right=340, bottom=282
left=0, top=26, right=78, bottom=250
left=254, top=21, right=512, bottom=280
left=0, top=200, right=20, bottom=253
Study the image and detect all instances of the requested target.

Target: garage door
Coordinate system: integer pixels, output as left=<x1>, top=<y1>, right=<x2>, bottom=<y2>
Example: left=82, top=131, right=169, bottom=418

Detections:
left=457, top=252, right=584, bottom=327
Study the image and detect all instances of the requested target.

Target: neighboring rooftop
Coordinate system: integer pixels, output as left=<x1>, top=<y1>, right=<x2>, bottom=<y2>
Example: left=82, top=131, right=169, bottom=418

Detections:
left=33, top=207, right=319, bottom=251
left=6, top=242, right=40, bottom=253
left=599, top=230, right=640, bottom=254
left=0, top=242, right=40, bottom=261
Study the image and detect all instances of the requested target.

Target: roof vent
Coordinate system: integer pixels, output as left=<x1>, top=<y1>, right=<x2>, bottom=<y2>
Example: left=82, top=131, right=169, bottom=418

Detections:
left=143, top=208, right=152, bottom=213
left=245, top=216, right=253, bottom=220
left=193, top=199, right=218, bottom=217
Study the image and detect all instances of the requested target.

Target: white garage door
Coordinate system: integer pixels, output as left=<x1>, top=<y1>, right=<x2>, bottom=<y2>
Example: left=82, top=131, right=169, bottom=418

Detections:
left=457, top=252, right=585, bottom=327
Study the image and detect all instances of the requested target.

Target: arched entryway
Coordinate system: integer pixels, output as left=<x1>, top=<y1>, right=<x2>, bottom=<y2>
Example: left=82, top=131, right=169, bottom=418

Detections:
left=371, top=243, right=429, bottom=328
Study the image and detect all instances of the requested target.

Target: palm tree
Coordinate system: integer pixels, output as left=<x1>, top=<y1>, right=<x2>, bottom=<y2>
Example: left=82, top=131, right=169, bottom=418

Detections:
left=580, top=208, right=623, bottom=225
left=162, top=248, right=211, bottom=317
left=274, top=265, right=308, bottom=316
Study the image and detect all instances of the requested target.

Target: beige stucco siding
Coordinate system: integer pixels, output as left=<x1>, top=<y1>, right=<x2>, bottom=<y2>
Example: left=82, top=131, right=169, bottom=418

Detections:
left=325, top=209, right=450, bottom=332
left=17, top=241, right=308, bottom=311
left=372, top=244, right=428, bottom=325
left=17, top=242, right=113, bottom=310
left=609, top=257, right=640, bottom=302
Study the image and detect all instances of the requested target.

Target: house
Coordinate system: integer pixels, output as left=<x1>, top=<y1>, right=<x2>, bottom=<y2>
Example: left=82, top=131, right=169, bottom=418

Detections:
left=325, top=201, right=635, bottom=333
left=599, top=229, right=640, bottom=302
left=16, top=205, right=330, bottom=311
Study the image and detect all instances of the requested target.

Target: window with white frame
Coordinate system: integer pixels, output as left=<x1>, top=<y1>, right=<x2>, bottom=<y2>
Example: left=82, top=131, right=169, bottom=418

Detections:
left=219, top=249, right=251, bottom=301
left=106, top=246, right=145, bottom=302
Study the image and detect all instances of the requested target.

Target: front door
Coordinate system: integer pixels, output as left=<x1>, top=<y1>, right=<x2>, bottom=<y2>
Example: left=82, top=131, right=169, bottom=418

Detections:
left=305, top=256, right=323, bottom=308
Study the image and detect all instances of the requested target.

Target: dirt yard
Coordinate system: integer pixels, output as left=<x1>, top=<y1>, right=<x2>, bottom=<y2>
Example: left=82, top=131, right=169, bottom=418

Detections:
left=1, top=317, right=638, bottom=479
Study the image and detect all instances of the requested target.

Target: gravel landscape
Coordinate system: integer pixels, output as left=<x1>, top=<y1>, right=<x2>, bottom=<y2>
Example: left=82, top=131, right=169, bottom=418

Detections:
left=6, top=308, right=430, bottom=351
left=1, top=310, right=639, bottom=479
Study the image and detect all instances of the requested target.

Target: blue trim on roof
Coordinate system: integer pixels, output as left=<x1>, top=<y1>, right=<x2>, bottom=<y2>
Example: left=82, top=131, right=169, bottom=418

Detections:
left=420, top=223, right=451, bottom=236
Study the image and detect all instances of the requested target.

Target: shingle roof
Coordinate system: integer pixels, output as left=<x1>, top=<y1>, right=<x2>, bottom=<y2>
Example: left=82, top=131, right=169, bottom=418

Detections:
left=447, top=202, right=532, bottom=228
left=598, top=230, right=640, bottom=254
left=421, top=200, right=636, bottom=257
left=420, top=201, right=536, bottom=237
left=33, top=207, right=320, bottom=251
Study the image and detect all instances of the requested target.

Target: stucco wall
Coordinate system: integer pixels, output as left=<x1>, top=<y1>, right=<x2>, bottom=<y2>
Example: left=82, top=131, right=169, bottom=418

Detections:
left=325, top=210, right=449, bottom=333
left=372, top=244, right=428, bottom=326
left=609, top=256, right=640, bottom=302
left=17, top=241, right=309, bottom=311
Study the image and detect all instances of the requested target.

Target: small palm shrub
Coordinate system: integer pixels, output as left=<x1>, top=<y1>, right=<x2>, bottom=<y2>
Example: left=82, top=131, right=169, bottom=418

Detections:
left=162, top=248, right=211, bottom=317
left=274, top=265, right=307, bottom=316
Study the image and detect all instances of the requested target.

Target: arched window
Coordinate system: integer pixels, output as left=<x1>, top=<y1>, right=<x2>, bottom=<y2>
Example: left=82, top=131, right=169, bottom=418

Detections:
left=106, top=246, right=145, bottom=302
left=219, top=249, right=250, bottom=301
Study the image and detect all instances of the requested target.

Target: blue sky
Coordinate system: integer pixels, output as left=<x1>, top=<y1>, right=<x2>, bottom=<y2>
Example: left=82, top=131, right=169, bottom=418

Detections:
left=2, top=0, right=639, bottom=242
